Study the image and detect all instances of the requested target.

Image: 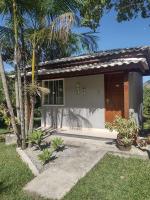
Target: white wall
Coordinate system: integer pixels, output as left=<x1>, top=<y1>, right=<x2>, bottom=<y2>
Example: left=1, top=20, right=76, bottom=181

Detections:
left=41, top=74, right=105, bottom=129
left=129, top=72, right=143, bottom=125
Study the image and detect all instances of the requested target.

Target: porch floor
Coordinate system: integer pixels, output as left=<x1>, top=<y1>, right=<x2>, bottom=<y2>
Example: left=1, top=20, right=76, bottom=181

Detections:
left=54, top=128, right=117, bottom=141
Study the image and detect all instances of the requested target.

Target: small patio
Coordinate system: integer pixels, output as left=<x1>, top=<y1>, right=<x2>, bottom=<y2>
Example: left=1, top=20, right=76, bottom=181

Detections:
left=52, top=128, right=117, bottom=141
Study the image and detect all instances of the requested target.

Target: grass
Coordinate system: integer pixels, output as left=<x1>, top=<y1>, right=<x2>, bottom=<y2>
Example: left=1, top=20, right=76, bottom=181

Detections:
left=0, top=143, right=45, bottom=200
left=64, top=154, right=150, bottom=200
left=0, top=128, right=9, bottom=134
left=1, top=140, right=150, bottom=200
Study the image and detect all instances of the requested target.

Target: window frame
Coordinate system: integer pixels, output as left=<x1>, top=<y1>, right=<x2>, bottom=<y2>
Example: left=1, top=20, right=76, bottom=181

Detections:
left=42, top=78, right=65, bottom=106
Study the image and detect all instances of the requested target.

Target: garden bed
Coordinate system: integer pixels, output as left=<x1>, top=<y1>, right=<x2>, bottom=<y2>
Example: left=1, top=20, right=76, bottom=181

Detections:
left=25, top=144, right=80, bottom=173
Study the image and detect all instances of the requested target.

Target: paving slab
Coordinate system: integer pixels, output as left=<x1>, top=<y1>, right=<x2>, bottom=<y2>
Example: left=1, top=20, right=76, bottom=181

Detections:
left=24, top=143, right=106, bottom=200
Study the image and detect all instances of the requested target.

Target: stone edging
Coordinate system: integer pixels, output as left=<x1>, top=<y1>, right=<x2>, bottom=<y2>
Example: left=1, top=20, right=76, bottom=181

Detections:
left=16, top=148, right=40, bottom=176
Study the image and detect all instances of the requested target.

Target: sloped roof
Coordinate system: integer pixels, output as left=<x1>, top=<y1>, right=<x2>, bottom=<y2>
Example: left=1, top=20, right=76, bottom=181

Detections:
left=26, top=46, right=150, bottom=77
left=27, top=57, right=148, bottom=76
left=37, top=46, right=150, bottom=66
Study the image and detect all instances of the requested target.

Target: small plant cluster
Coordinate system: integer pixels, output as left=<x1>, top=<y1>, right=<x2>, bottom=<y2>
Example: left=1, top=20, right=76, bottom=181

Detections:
left=28, top=131, right=64, bottom=164
left=106, top=116, right=139, bottom=150
left=51, top=137, right=64, bottom=151
left=28, top=130, right=43, bottom=150
left=38, top=149, right=54, bottom=164
left=38, top=137, right=64, bottom=165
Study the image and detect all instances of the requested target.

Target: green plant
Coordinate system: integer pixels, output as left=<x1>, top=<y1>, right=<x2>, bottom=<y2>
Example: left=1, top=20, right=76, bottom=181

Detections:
left=106, top=116, right=139, bottom=139
left=51, top=137, right=64, bottom=151
left=106, top=116, right=139, bottom=150
left=28, top=130, right=43, bottom=149
left=38, top=149, right=54, bottom=165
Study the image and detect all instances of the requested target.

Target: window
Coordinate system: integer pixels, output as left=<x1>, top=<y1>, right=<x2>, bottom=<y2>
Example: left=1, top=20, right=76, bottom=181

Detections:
left=43, top=79, right=64, bottom=105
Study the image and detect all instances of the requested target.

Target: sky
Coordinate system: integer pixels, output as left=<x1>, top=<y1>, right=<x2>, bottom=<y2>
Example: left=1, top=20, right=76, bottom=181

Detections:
left=1, top=9, right=150, bottom=82
left=98, top=10, right=150, bottom=82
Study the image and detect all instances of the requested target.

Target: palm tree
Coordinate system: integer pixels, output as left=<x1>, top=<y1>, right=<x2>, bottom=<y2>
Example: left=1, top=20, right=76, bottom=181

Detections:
left=26, top=11, right=74, bottom=135
left=0, top=0, right=38, bottom=148
left=0, top=52, right=21, bottom=145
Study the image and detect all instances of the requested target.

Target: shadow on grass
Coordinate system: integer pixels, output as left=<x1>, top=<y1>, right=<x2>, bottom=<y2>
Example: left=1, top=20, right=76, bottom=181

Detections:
left=0, top=181, right=9, bottom=193
left=137, top=147, right=150, bottom=159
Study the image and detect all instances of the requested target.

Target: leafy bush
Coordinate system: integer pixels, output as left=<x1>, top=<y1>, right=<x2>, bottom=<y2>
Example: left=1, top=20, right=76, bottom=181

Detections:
left=143, top=86, right=150, bottom=118
left=106, top=116, right=139, bottom=139
left=28, top=130, right=43, bottom=149
left=51, top=137, right=64, bottom=151
left=38, top=149, right=54, bottom=165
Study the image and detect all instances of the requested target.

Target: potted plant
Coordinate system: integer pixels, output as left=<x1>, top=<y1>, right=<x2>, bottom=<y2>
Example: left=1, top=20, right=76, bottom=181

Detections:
left=106, top=116, right=139, bottom=151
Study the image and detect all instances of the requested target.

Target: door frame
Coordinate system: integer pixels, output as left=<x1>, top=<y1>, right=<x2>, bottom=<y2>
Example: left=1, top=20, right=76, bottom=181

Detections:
left=104, top=72, right=129, bottom=123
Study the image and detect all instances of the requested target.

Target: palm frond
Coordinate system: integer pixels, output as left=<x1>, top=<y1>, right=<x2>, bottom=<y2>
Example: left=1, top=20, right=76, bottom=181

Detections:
left=26, top=12, right=74, bottom=47
left=26, top=82, right=49, bottom=97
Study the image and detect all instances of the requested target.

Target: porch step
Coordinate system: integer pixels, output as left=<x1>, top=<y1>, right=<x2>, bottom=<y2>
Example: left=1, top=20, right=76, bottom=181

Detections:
left=52, top=132, right=115, bottom=142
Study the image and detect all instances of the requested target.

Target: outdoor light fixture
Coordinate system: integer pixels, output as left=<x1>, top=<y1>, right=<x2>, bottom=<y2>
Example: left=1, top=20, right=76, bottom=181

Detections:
left=83, top=87, right=86, bottom=96
left=76, top=82, right=80, bottom=95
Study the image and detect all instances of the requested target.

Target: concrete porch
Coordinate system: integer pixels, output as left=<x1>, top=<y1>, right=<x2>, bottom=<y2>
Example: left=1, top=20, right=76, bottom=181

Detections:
left=53, top=128, right=117, bottom=141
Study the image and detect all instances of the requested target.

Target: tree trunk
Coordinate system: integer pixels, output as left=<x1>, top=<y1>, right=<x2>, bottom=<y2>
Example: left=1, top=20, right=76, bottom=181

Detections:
left=24, top=68, right=29, bottom=138
left=0, top=53, right=21, bottom=146
left=28, top=47, right=36, bottom=136
left=28, top=95, right=35, bottom=135
left=15, top=75, right=20, bottom=122
left=13, top=0, right=26, bottom=149
left=17, top=62, right=26, bottom=149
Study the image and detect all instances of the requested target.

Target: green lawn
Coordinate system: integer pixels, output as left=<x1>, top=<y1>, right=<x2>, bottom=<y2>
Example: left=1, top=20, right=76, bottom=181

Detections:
left=0, top=143, right=44, bottom=200
left=1, top=141, right=150, bottom=200
left=64, top=155, right=150, bottom=200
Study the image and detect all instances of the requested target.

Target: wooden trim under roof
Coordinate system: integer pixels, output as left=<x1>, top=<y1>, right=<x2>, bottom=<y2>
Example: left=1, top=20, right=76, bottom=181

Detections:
left=35, top=62, right=147, bottom=81
left=124, top=73, right=129, bottom=119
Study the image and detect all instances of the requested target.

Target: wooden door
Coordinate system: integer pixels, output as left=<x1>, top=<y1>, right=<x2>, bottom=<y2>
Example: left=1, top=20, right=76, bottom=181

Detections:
left=105, top=73, right=124, bottom=122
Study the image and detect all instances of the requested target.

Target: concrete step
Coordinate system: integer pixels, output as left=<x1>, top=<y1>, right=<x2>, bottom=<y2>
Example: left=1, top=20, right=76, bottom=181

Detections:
left=52, top=131, right=115, bottom=142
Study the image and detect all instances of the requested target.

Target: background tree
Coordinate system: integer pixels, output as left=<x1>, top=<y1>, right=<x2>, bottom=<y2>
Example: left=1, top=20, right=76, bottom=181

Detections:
left=143, top=86, right=150, bottom=118
left=112, top=0, right=150, bottom=22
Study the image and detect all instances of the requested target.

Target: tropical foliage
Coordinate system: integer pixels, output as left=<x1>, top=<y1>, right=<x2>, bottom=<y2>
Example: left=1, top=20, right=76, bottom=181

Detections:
left=143, top=86, right=150, bottom=118
left=51, top=137, right=64, bottom=151
left=28, top=130, right=43, bottom=149
left=38, top=148, right=54, bottom=165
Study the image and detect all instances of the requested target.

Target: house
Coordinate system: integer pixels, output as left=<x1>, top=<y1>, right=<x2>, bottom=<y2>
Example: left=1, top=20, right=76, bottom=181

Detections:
left=26, top=46, right=150, bottom=130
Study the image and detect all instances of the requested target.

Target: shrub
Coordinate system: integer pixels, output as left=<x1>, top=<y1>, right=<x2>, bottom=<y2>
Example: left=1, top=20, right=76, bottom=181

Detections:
left=51, top=137, right=64, bottom=151
left=38, top=149, right=54, bottom=165
left=28, top=130, right=43, bottom=149
left=105, top=116, right=139, bottom=139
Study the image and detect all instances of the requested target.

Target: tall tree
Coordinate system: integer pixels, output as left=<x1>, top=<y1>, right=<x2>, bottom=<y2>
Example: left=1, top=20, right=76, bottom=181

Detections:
left=0, top=52, right=21, bottom=145
left=112, top=0, right=150, bottom=22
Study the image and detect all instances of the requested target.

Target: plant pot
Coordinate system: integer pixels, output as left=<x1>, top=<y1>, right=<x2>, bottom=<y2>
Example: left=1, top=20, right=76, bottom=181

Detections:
left=116, top=135, right=132, bottom=151
left=116, top=142, right=132, bottom=151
